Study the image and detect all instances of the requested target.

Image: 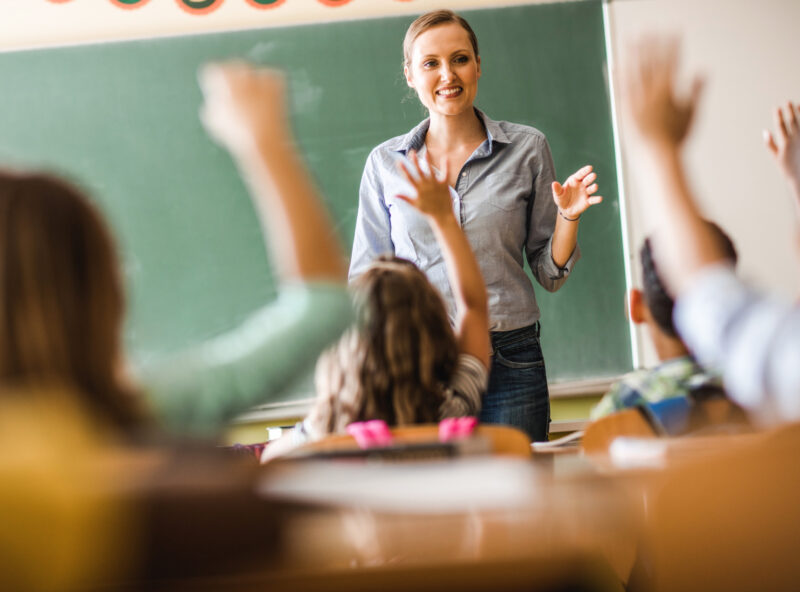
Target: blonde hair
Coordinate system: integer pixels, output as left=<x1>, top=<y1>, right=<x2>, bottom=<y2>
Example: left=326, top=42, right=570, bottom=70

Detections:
left=307, top=256, right=458, bottom=438
left=0, top=171, right=146, bottom=431
left=402, top=9, right=480, bottom=67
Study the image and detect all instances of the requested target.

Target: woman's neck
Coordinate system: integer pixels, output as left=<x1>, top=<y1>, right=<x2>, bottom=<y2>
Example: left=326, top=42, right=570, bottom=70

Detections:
left=426, top=109, right=486, bottom=153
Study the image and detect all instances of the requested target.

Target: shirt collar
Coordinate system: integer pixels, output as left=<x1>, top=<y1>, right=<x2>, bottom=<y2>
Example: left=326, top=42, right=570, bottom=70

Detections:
left=394, top=108, right=512, bottom=155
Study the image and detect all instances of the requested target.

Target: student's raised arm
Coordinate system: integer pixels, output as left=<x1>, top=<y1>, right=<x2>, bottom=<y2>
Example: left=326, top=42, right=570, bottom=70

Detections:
left=395, top=151, right=490, bottom=369
left=143, top=64, right=352, bottom=435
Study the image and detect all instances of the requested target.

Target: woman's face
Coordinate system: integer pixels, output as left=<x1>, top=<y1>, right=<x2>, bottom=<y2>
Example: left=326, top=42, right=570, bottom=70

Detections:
left=405, top=22, right=481, bottom=119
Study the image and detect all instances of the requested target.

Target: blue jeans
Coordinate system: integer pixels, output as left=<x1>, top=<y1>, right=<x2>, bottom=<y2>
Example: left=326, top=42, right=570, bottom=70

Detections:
left=479, top=322, right=550, bottom=442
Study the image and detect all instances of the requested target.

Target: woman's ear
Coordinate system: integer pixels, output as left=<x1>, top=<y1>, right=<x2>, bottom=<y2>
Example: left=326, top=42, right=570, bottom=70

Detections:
left=404, top=64, right=414, bottom=89
left=476, top=55, right=481, bottom=79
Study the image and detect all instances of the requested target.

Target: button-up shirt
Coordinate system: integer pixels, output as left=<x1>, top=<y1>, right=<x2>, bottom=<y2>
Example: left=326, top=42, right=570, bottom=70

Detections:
left=349, top=109, right=579, bottom=332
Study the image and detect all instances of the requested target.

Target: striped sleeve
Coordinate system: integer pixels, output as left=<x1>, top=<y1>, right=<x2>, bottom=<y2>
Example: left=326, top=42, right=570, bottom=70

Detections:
left=439, top=354, right=488, bottom=419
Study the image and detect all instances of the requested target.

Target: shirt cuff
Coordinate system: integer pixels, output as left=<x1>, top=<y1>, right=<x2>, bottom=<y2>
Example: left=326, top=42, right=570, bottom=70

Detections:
left=542, top=235, right=580, bottom=280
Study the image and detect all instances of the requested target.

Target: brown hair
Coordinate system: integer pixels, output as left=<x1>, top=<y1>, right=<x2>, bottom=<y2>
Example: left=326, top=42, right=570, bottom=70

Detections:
left=402, top=9, right=479, bottom=66
left=307, top=256, right=458, bottom=437
left=0, top=171, right=145, bottom=430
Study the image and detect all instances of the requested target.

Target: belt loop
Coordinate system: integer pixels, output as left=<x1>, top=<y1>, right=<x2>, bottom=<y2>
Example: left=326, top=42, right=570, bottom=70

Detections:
left=533, top=321, right=541, bottom=338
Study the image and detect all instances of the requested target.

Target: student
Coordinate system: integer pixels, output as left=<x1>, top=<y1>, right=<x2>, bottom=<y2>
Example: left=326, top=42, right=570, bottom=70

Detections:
left=623, top=40, right=800, bottom=425
left=0, top=63, right=352, bottom=436
left=591, top=225, right=737, bottom=420
left=349, top=9, right=602, bottom=441
left=263, top=151, right=490, bottom=460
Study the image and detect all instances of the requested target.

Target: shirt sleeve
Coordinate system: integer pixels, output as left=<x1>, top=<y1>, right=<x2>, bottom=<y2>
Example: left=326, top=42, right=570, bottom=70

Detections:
left=674, top=263, right=800, bottom=425
left=142, top=282, right=353, bottom=436
left=439, top=354, right=489, bottom=418
left=349, top=149, right=394, bottom=280
left=525, top=134, right=580, bottom=292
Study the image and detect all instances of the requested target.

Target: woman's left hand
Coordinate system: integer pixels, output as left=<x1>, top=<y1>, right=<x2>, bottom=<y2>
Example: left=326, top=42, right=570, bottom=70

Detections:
left=551, top=165, right=603, bottom=221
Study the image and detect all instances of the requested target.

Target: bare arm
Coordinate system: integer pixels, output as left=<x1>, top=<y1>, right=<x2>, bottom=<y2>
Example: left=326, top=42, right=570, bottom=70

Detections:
left=199, top=63, right=346, bottom=283
left=395, top=151, right=490, bottom=369
left=550, top=164, right=603, bottom=267
left=622, top=39, right=727, bottom=296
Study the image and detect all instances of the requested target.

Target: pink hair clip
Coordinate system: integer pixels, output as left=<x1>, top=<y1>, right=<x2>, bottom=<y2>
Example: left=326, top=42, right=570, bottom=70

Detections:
left=347, top=419, right=393, bottom=449
left=439, top=416, right=478, bottom=442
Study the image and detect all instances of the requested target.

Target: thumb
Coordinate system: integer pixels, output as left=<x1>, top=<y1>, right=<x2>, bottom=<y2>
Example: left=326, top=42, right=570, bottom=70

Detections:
left=763, top=130, right=778, bottom=155
left=551, top=181, right=564, bottom=197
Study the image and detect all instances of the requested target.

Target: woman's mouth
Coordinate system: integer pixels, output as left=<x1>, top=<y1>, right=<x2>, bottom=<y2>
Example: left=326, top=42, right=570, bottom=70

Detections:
left=436, top=87, right=463, bottom=98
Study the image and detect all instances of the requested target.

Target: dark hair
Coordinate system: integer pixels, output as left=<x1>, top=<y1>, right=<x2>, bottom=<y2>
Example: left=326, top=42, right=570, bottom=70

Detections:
left=0, top=171, right=146, bottom=430
left=403, top=9, right=479, bottom=66
left=640, top=221, right=737, bottom=337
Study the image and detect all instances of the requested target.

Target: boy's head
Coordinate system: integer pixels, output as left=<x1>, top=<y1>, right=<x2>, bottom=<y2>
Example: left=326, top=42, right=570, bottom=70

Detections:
left=631, top=222, right=737, bottom=337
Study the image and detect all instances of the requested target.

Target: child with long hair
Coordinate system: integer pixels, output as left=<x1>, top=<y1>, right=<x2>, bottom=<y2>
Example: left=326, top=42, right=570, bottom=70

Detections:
left=265, top=151, right=490, bottom=459
left=0, top=63, right=353, bottom=437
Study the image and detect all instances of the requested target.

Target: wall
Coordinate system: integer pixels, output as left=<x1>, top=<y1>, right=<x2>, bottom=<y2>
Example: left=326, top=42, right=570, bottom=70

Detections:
left=607, top=0, right=800, bottom=367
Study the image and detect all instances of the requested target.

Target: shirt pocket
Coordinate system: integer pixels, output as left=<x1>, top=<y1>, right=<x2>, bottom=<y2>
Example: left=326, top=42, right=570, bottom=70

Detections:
left=485, top=173, right=527, bottom=213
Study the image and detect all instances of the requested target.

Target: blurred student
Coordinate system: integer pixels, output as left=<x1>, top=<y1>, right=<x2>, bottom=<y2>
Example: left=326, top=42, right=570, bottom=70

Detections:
left=623, top=40, right=800, bottom=425
left=0, top=63, right=352, bottom=437
left=591, top=224, right=737, bottom=420
left=263, top=151, right=490, bottom=461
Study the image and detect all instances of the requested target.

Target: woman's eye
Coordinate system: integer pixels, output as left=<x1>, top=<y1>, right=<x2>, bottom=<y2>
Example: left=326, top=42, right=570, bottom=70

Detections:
left=454, top=55, right=469, bottom=64
left=423, top=60, right=437, bottom=68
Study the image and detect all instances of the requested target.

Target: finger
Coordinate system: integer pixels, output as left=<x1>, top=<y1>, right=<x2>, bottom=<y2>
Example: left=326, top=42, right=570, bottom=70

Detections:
left=775, top=106, right=789, bottom=140
left=586, top=183, right=599, bottom=194
left=764, top=130, right=779, bottom=155
left=396, top=160, right=417, bottom=185
left=588, top=196, right=603, bottom=205
left=571, top=165, right=593, bottom=181
left=788, top=101, right=799, bottom=133
left=394, top=193, right=414, bottom=205
left=582, top=172, right=597, bottom=186
left=551, top=181, right=564, bottom=197
left=440, top=157, right=450, bottom=184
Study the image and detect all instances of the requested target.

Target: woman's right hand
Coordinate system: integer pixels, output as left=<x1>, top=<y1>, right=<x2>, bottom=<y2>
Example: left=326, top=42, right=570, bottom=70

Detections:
left=764, top=102, right=800, bottom=190
left=395, top=150, right=454, bottom=222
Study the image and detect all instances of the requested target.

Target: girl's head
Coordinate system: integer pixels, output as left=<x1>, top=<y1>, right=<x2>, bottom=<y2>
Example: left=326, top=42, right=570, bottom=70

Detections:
left=403, top=10, right=481, bottom=118
left=309, top=256, right=458, bottom=436
left=0, top=171, right=143, bottom=430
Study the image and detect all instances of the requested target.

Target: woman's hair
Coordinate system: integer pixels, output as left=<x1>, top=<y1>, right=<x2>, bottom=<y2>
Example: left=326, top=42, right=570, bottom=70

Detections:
left=308, top=256, right=458, bottom=437
left=0, top=171, right=145, bottom=430
left=402, top=9, right=479, bottom=66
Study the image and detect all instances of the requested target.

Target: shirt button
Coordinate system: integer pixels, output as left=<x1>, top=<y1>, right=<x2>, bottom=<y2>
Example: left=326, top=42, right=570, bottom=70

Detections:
left=461, top=172, right=467, bottom=177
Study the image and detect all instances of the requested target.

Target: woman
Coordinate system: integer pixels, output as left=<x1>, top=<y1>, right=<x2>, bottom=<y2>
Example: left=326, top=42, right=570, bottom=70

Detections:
left=349, top=10, right=602, bottom=441
left=0, top=63, right=352, bottom=438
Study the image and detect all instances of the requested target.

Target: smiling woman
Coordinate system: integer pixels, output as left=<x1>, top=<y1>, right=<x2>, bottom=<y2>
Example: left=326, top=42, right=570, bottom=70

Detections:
left=349, top=9, right=604, bottom=442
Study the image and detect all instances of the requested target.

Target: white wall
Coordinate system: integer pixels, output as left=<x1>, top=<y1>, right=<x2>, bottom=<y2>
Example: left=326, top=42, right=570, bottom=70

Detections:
left=607, top=0, right=800, bottom=367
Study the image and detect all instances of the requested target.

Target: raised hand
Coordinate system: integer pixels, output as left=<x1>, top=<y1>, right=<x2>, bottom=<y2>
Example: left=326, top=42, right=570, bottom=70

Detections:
left=624, top=38, right=704, bottom=147
left=198, top=61, right=290, bottom=158
left=764, top=102, right=800, bottom=189
left=552, top=165, right=603, bottom=221
left=395, top=150, right=454, bottom=222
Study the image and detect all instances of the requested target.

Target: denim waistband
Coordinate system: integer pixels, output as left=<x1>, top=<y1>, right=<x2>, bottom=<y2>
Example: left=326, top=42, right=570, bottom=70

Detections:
left=490, top=322, right=540, bottom=348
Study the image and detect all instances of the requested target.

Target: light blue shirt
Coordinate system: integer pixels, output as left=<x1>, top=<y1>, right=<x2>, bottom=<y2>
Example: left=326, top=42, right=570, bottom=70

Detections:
left=349, top=109, right=579, bottom=332
left=675, top=263, right=800, bottom=425
left=142, top=282, right=353, bottom=435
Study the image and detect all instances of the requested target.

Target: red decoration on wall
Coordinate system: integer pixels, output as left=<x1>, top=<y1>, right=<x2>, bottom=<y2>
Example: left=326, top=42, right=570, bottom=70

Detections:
left=45, top=0, right=75, bottom=4
left=316, top=0, right=353, bottom=6
left=175, top=0, right=225, bottom=15
left=109, top=0, right=152, bottom=9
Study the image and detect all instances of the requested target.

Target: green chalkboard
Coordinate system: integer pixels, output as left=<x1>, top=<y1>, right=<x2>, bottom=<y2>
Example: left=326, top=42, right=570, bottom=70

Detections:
left=0, top=0, right=631, bottom=395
